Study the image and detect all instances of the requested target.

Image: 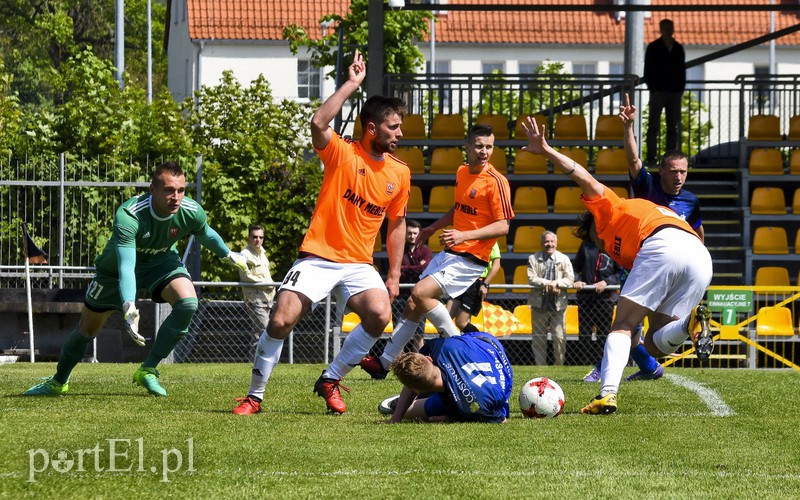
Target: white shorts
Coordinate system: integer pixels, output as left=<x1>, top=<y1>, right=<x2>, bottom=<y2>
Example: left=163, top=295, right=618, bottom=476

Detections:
left=621, top=228, right=713, bottom=319
left=419, top=251, right=487, bottom=300
left=278, top=257, right=386, bottom=307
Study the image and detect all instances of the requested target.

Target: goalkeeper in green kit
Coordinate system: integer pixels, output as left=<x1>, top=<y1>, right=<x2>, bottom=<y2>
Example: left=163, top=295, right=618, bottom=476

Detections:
left=23, top=161, right=253, bottom=397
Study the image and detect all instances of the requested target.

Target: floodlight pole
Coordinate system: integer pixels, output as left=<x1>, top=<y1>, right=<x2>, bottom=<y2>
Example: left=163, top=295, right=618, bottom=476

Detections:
left=115, top=0, right=124, bottom=89
left=367, top=0, right=385, bottom=97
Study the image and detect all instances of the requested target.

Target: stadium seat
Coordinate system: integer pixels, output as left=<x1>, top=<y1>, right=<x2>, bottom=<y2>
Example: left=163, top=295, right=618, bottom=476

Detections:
left=352, top=115, right=363, bottom=139
left=429, top=147, right=463, bottom=174
left=747, top=114, right=781, bottom=141
left=755, top=306, right=794, bottom=336
left=488, top=266, right=507, bottom=294
left=512, top=186, right=548, bottom=213
left=512, top=304, right=533, bottom=334
left=402, top=114, right=426, bottom=139
left=342, top=311, right=392, bottom=333
left=427, top=227, right=449, bottom=251
left=594, top=115, right=624, bottom=141
left=565, top=304, right=579, bottom=335
left=750, top=187, right=786, bottom=215
left=556, top=226, right=581, bottom=253
left=374, top=231, right=382, bottom=252
left=392, top=146, right=425, bottom=174
left=514, top=114, right=548, bottom=140
left=428, top=186, right=455, bottom=213
left=431, top=114, right=465, bottom=139
left=490, top=147, right=508, bottom=173
left=559, top=147, right=589, bottom=169
left=795, top=229, right=800, bottom=254
left=594, top=148, right=628, bottom=174
left=513, top=225, right=546, bottom=253
left=513, top=149, right=548, bottom=174
left=793, top=188, right=800, bottom=214
left=748, top=148, right=784, bottom=175
left=789, top=115, right=800, bottom=141
left=408, top=185, right=423, bottom=212
left=754, top=266, right=790, bottom=287
left=469, top=308, right=485, bottom=331
left=610, top=185, right=629, bottom=199
left=554, top=114, right=588, bottom=141
left=789, top=149, right=800, bottom=175
left=512, top=265, right=529, bottom=293
left=496, top=234, right=508, bottom=252
left=752, top=226, right=789, bottom=254
left=553, top=186, right=585, bottom=213
left=475, top=113, right=511, bottom=139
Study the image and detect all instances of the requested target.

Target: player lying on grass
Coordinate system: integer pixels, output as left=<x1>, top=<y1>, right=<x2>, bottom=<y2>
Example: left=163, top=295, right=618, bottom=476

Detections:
left=521, top=116, right=714, bottom=415
left=380, top=330, right=513, bottom=423
left=23, top=161, right=252, bottom=397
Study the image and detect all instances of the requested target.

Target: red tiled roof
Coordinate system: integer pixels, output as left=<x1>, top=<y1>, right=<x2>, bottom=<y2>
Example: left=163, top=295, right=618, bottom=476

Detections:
left=186, top=0, right=800, bottom=46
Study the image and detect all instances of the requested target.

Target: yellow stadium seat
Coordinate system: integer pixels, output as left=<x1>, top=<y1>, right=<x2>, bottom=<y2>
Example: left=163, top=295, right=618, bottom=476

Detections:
left=565, top=304, right=579, bottom=335
left=556, top=226, right=581, bottom=253
left=514, top=114, right=548, bottom=140
left=795, top=230, right=800, bottom=254
left=429, top=147, right=463, bottom=174
left=560, top=147, right=588, bottom=169
left=747, top=114, right=781, bottom=141
left=513, top=225, right=546, bottom=253
left=392, top=146, right=425, bottom=174
left=553, top=186, right=585, bottom=213
left=789, top=115, right=800, bottom=141
left=753, top=226, right=789, bottom=254
left=424, top=319, right=438, bottom=334
left=756, top=306, right=794, bottom=336
left=342, top=311, right=393, bottom=333
left=512, top=304, right=533, bottom=334
left=554, top=114, right=588, bottom=141
left=748, top=148, right=784, bottom=175
left=352, top=115, right=363, bottom=139
left=790, top=149, right=800, bottom=175
left=490, top=147, right=508, bottom=173
left=750, top=187, right=786, bottom=215
left=513, top=186, right=548, bottom=213
left=475, top=113, right=511, bottom=139
left=428, top=186, right=455, bottom=213
left=408, top=185, right=423, bottom=212
left=427, top=227, right=449, bottom=252
left=374, top=231, right=382, bottom=252
left=610, top=186, right=629, bottom=199
left=469, top=308, right=485, bottom=331
left=754, top=266, right=790, bottom=287
left=594, top=148, right=628, bottom=174
left=496, top=234, right=508, bottom=252
left=402, top=114, right=426, bottom=139
left=513, top=149, right=548, bottom=174
left=431, top=114, right=465, bottom=139
left=512, top=265, right=529, bottom=293
left=488, top=267, right=507, bottom=294
left=594, top=115, right=624, bottom=140
left=793, top=188, right=800, bottom=214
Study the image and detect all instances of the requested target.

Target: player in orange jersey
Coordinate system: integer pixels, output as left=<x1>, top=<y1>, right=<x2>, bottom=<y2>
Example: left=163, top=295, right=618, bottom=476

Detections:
left=359, top=124, right=515, bottom=380
left=233, top=50, right=410, bottom=415
left=522, top=116, right=713, bottom=415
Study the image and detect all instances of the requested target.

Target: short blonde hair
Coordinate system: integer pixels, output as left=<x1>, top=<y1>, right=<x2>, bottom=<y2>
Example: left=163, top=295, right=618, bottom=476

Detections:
left=391, top=352, right=438, bottom=392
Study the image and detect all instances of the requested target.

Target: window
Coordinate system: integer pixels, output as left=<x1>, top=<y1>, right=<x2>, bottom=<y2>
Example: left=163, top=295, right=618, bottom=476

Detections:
left=482, top=62, right=505, bottom=75
left=609, top=63, right=624, bottom=76
left=572, top=63, right=596, bottom=75
left=297, top=60, right=321, bottom=100
left=426, top=60, right=450, bottom=74
left=519, top=63, right=540, bottom=75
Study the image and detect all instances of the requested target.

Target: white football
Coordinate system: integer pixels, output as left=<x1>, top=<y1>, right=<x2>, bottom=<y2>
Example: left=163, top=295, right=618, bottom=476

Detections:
left=518, top=377, right=565, bottom=418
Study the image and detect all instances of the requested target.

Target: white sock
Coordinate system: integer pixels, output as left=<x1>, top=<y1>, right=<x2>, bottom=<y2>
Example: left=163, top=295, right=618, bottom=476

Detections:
left=600, top=332, right=631, bottom=397
left=651, top=318, right=690, bottom=354
left=426, top=302, right=461, bottom=337
left=324, top=324, right=379, bottom=380
left=248, top=332, right=284, bottom=400
left=379, top=317, right=420, bottom=369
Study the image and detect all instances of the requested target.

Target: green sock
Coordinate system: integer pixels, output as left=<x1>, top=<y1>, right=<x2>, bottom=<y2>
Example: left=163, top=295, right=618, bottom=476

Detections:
left=54, top=326, right=93, bottom=384
left=143, top=298, right=198, bottom=368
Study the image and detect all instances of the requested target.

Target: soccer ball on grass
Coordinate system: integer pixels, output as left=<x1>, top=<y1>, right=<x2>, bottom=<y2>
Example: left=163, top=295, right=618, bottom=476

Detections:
left=518, top=377, right=565, bottom=418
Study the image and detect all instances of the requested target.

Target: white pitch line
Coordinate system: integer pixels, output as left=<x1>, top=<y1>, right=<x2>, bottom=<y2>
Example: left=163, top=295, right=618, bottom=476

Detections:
left=664, top=373, right=735, bottom=417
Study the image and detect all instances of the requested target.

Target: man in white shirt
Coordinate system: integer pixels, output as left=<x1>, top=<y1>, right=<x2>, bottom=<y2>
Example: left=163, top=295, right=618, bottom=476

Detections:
left=239, top=224, right=275, bottom=337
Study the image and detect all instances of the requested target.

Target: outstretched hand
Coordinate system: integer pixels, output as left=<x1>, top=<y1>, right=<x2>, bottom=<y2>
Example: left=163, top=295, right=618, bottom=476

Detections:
left=618, top=93, right=636, bottom=125
left=520, top=116, right=549, bottom=155
left=348, top=49, right=366, bottom=86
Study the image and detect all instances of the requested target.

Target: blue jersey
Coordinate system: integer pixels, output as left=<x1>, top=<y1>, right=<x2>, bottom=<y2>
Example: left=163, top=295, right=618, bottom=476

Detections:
left=631, top=169, right=702, bottom=230
left=421, top=332, right=513, bottom=423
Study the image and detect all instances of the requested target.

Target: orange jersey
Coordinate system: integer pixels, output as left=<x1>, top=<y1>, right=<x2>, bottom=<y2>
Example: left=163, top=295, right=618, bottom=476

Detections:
left=301, top=133, right=411, bottom=264
left=450, top=163, right=514, bottom=262
left=582, top=187, right=698, bottom=270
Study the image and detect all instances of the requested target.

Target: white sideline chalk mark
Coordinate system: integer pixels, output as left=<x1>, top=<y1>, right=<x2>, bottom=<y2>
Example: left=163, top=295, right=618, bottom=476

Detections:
left=664, top=373, right=735, bottom=417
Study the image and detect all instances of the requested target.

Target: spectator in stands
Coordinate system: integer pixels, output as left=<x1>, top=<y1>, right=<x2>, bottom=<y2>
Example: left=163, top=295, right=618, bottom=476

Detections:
left=238, top=224, right=276, bottom=341
left=572, top=240, right=621, bottom=371
left=521, top=115, right=713, bottom=415
left=396, top=219, right=432, bottom=352
left=448, top=241, right=502, bottom=331
left=644, top=18, right=686, bottom=164
left=527, top=230, right=574, bottom=366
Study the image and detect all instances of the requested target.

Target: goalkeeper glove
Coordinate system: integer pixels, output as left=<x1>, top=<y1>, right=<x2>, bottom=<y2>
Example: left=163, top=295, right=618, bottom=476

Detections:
left=226, top=251, right=254, bottom=272
left=122, top=301, right=145, bottom=347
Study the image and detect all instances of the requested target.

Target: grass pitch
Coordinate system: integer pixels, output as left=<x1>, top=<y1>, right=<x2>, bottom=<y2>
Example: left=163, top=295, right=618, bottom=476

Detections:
left=1, top=362, right=799, bottom=498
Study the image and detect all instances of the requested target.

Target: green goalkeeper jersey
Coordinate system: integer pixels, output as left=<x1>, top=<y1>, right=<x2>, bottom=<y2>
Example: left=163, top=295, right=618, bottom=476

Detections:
left=94, top=193, right=229, bottom=303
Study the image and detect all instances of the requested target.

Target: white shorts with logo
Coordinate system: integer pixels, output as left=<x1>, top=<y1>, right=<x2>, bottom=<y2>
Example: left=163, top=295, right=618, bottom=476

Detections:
left=621, top=228, right=713, bottom=319
left=419, top=251, right=487, bottom=300
left=278, top=257, right=386, bottom=308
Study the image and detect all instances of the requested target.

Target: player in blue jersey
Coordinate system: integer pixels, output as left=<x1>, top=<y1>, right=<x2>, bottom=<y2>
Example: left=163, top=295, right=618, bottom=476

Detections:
left=383, top=330, right=513, bottom=423
left=23, top=161, right=252, bottom=397
left=583, top=93, right=705, bottom=383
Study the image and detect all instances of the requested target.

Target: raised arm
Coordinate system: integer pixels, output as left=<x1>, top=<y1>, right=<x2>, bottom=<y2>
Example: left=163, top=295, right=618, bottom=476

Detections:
left=521, top=117, right=605, bottom=200
left=620, top=93, right=644, bottom=180
left=310, top=50, right=366, bottom=150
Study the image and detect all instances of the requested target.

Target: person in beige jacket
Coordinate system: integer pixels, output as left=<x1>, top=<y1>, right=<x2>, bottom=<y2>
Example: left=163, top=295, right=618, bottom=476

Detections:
left=239, top=224, right=276, bottom=339
left=527, top=230, right=574, bottom=365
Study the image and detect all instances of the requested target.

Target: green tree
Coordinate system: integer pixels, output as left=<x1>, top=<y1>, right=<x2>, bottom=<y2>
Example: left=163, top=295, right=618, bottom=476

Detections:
left=0, top=58, right=22, bottom=157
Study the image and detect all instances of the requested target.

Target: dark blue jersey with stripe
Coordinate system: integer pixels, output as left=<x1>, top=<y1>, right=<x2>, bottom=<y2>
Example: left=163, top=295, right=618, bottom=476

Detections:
left=631, top=169, right=702, bottom=230
left=421, top=332, right=513, bottom=423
